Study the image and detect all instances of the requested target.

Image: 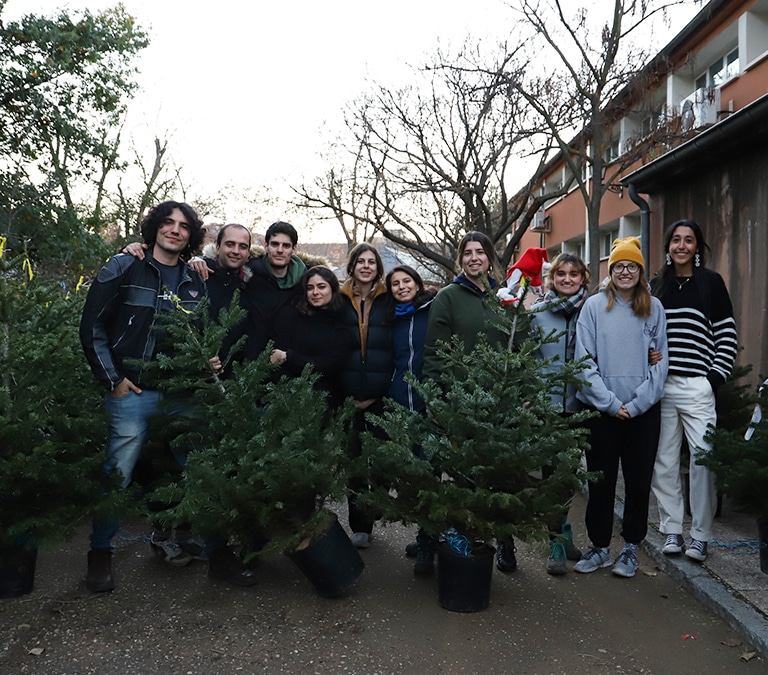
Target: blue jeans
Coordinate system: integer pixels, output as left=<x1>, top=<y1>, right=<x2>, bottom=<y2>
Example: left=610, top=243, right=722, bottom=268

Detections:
left=90, top=389, right=196, bottom=550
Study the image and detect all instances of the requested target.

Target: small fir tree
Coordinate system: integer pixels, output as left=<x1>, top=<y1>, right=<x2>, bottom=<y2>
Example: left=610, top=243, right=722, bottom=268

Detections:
left=358, top=286, right=594, bottom=547
left=0, top=238, right=107, bottom=547
left=700, top=371, right=768, bottom=520
left=147, top=298, right=353, bottom=558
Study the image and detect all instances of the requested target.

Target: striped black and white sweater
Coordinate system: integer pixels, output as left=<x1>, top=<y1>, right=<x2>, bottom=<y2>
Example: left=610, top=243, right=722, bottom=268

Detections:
left=652, top=268, right=737, bottom=391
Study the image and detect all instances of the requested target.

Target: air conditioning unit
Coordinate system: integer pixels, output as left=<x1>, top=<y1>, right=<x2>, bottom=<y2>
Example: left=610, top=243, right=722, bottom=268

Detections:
left=531, top=211, right=551, bottom=233
left=680, top=87, right=720, bottom=130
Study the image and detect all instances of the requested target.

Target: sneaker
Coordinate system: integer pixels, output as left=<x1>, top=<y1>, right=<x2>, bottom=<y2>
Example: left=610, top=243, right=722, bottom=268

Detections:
left=612, top=543, right=639, bottom=578
left=177, top=535, right=209, bottom=561
left=208, top=547, right=257, bottom=587
left=496, top=541, right=518, bottom=573
left=685, top=539, right=708, bottom=562
left=662, top=533, right=684, bottom=555
left=404, top=540, right=419, bottom=557
left=546, top=540, right=567, bottom=576
left=574, top=546, right=611, bottom=574
left=149, top=532, right=193, bottom=567
left=350, top=532, right=371, bottom=549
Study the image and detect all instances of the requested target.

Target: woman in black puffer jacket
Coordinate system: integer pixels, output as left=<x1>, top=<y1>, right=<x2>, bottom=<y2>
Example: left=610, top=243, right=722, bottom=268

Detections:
left=339, top=243, right=393, bottom=549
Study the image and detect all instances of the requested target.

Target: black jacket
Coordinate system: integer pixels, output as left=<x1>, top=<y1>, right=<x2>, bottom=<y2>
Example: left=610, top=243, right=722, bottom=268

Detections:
left=79, top=251, right=206, bottom=391
left=271, top=302, right=352, bottom=408
left=339, top=280, right=393, bottom=401
left=241, top=256, right=301, bottom=359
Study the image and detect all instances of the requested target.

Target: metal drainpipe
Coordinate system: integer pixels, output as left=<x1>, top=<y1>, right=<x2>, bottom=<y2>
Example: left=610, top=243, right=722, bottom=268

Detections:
left=628, top=183, right=651, bottom=267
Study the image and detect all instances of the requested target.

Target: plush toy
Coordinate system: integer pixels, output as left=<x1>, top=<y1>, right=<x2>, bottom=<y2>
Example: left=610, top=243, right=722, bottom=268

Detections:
left=497, top=247, right=551, bottom=305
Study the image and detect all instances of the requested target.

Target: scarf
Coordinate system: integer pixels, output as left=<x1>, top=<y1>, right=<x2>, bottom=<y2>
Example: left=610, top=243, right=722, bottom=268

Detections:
left=395, top=302, right=416, bottom=317
left=543, top=286, right=589, bottom=363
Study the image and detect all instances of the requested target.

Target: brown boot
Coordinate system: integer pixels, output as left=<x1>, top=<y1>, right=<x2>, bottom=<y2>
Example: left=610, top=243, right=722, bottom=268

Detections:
left=86, top=549, right=115, bottom=593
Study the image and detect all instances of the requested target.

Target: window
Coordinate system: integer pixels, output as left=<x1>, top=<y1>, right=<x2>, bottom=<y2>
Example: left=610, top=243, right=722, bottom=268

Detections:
left=699, top=48, right=739, bottom=89
left=641, top=108, right=665, bottom=137
left=601, top=229, right=619, bottom=259
left=604, top=139, right=620, bottom=163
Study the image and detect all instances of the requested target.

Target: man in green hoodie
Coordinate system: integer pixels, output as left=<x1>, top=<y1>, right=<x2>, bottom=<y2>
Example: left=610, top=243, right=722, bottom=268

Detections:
left=242, top=221, right=307, bottom=359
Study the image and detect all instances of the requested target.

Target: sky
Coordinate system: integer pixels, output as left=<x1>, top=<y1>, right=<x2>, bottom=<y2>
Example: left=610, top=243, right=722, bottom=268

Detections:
left=3, top=0, right=703, bottom=240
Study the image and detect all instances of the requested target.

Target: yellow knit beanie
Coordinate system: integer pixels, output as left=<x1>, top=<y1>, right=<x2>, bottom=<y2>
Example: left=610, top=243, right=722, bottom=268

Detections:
left=608, top=237, right=645, bottom=271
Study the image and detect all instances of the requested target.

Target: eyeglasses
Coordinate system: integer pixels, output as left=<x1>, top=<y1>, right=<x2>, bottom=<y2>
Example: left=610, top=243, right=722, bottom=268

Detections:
left=612, top=263, right=640, bottom=274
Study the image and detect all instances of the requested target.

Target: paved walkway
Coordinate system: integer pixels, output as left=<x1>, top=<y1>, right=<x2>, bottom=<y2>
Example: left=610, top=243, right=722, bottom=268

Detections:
left=616, top=480, right=768, bottom=658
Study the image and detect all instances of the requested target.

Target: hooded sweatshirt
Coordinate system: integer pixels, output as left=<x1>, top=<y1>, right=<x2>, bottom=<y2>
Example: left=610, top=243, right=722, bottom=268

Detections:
left=575, top=288, right=668, bottom=418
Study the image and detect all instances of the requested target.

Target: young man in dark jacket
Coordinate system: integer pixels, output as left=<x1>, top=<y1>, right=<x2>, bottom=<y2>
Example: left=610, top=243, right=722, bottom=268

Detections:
left=80, top=201, right=209, bottom=593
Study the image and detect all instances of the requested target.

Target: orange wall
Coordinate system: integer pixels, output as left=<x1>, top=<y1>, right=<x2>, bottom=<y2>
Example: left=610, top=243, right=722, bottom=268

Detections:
left=721, top=56, right=768, bottom=111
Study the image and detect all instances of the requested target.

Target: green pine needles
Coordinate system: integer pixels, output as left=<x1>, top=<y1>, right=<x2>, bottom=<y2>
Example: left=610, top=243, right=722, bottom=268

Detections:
left=358, top=287, right=594, bottom=547
left=148, top=297, right=352, bottom=558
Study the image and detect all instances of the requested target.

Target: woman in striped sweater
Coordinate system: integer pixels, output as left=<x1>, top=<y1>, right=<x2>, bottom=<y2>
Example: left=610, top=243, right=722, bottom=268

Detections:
left=651, top=219, right=738, bottom=563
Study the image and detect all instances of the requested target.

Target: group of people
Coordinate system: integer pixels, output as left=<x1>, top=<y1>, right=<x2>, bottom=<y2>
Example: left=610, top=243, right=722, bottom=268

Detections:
left=78, top=200, right=737, bottom=593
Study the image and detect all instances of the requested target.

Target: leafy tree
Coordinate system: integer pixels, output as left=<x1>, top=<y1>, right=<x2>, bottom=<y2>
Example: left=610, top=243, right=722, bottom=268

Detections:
left=0, top=2, right=148, bottom=263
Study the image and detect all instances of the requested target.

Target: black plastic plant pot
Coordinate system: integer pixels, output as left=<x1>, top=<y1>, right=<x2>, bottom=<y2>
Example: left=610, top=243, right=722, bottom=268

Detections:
left=0, top=542, right=38, bottom=599
left=437, top=541, right=495, bottom=612
left=288, top=515, right=365, bottom=598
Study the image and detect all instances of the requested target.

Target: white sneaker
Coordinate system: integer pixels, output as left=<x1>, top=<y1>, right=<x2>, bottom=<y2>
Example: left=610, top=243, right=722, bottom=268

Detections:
left=350, top=532, right=371, bottom=549
left=573, top=546, right=611, bottom=573
left=662, top=533, right=684, bottom=555
left=612, top=544, right=639, bottom=578
left=685, top=539, right=708, bottom=562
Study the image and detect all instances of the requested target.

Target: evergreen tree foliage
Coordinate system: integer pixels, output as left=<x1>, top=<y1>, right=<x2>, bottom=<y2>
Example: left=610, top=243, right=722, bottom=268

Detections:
left=0, top=238, right=107, bottom=547
left=358, top=289, right=593, bottom=546
left=701, top=368, right=768, bottom=519
left=147, top=297, right=353, bottom=558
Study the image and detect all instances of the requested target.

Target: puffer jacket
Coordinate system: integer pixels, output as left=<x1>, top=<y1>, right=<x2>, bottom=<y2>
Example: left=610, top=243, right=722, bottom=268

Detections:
left=389, top=299, right=432, bottom=413
left=339, top=279, right=393, bottom=401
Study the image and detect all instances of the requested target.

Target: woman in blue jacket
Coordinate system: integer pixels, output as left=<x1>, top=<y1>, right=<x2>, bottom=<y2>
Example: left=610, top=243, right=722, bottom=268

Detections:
left=386, top=265, right=437, bottom=574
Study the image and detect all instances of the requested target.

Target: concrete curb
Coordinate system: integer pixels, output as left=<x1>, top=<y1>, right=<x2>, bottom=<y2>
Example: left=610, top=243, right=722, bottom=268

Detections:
left=612, top=497, right=768, bottom=659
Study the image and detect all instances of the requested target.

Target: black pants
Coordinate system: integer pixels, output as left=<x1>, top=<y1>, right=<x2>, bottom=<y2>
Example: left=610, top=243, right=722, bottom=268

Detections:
left=347, top=398, right=387, bottom=535
left=584, top=403, right=661, bottom=548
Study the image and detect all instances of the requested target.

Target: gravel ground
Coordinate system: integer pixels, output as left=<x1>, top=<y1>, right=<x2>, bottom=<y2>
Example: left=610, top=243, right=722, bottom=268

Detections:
left=1, top=498, right=764, bottom=674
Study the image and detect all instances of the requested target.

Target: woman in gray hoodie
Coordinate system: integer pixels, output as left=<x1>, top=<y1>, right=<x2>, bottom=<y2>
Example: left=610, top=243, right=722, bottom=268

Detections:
left=573, top=237, right=668, bottom=579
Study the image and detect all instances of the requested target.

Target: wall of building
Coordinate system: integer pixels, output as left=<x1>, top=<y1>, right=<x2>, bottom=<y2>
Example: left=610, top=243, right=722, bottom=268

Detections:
left=647, top=148, right=768, bottom=381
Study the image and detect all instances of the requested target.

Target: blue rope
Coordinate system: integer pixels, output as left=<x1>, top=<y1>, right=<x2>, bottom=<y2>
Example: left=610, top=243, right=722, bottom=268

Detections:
left=443, top=529, right=473, bottom=556
left=116, top=528, right=150, bottom=543
left=710, top=538, right=759, bottom=554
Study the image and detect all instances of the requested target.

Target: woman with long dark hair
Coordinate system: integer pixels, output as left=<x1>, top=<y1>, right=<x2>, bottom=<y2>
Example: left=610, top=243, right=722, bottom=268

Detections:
left=573, top=237, right=668, bottom=579
left=651, top=220, right=737, bottom=563
left=423, top=231, right=518, bottom=573
left=339, top=243, right=394, bottom=549
left=269, top=266, right=351, bottom=408
left=386, top=264, right=437, bottom=573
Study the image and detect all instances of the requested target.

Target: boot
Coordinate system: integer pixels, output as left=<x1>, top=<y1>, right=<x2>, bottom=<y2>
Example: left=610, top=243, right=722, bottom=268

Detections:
left=404, top=540, right=419, bottom=558
left=546, top=540, right=567, bottom=576
left=496, top=539, right=518, bottom=573
left=208, top=547, right=258, bottom=587
left=86, top=549, right=115, bottom=593
left=413, top=531, right=436, bottom=576
left=562, top=523, right=582, bottom=561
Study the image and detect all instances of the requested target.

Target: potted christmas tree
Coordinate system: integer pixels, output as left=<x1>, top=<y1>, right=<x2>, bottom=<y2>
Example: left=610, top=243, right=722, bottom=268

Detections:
left=149, top=301, right=363, bottom=597
left=357, top=293, right=592, bottom=611
left=0, top=241, right=106, bottom=597
left=699, top=374, right=768, bottom=573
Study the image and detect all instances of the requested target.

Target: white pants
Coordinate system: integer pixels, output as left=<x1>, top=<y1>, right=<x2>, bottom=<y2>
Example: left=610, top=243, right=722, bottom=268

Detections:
left=652, top=375, right=718, bottom=541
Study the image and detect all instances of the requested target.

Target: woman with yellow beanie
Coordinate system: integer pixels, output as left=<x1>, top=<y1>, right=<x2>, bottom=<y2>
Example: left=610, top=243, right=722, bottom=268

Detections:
left=572, top=237, right=669, bottom=578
